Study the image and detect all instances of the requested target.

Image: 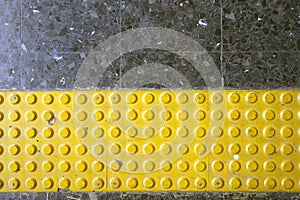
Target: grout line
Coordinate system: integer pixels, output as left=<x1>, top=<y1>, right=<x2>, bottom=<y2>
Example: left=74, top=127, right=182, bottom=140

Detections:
left=220, top=0, right=224, bottom=88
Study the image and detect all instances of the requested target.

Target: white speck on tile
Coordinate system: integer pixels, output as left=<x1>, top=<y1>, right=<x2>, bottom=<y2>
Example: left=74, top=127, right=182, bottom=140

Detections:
left=233, top=154, right=239, bottom=160
left=21, top=43, right=27, bottom=52
left=198, top=19, right=208, bottom=27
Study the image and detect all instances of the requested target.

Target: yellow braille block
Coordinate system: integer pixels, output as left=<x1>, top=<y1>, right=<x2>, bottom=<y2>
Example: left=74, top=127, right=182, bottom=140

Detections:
left=0, top=90, right=298, bottom=192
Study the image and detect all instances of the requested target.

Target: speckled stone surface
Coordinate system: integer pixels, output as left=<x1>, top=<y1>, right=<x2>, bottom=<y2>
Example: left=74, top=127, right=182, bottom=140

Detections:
left=0, top=0, right=299, bottom=199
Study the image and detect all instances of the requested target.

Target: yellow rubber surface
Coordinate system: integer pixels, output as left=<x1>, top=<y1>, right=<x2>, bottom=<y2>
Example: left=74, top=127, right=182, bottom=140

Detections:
left=0, top=90, right=299, bottom=192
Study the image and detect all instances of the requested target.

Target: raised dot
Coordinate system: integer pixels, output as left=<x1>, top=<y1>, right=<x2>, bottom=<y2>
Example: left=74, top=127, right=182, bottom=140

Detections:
left=0, top=162, right=3, bottom=172
left=160, top=143, right=172, bottom=155
left=246, top=92, right=258, bottom=104
left=110, top=177, right=121, bottom=189
left=25, top=178, right=37, bottom=190
left=59, top=178, right=70, bottom=189
left=76, top=111, right=87, bottom=121
left=194, top=143, right=206, bottom=156
left=76, top=144, right=87, bottom=155
left=94, top=110, right=104, bottom=121
left=263, top=126, right=276, bottom=138
left=229, top=92, right=240, bottom=104
left=280, top=109, right=293, bottom=121
left=161, top=109, right=172, bottom=121
left=26, top=111, right=37, bottom=122
left=246, top=160, right=259, bottom=172
left=263, top=110, right=275, bottom=121
left=144, top=127, right=155, bottom=138
left=0, top=95, right=3, bottom=105
left=194, top=127, right=206, bottom=138
left=211, top=93, right=223, bottom=104
left=76, top=178, right=87, bottom=189
left=143, top=143, right=155, bottom=154
left=246, top=126, right=258, bottom=138
left=26, top=94, right=37, bottom=105
left=281, top=160, right=294, bottom=172
left=228, top=126, right=240, bottom=138
left=0, top=179, right=3, bottom=189
left=246, top=110, right=258, bottom=121
left=228, top=143, right=241, bottom=155
left=42, top=161, right=54, bottom=172
left=143, top=177, right=155, bottom=189
left=110, top=143, right=121, bottom=155
left=43, top=111, right=54, bottom=122
left=195, top=110, right=206, bottom=121
left=59, top=161, right=70, bottom=172
left=25, top=161, right=38, bottom=173
left=211, top=127, right=223, bottom=137
left=143, top=93, right=154, bottom=104
left=93, top=178, right=104, bottom=189
left=280, top=143, right=293, bottom=155
left=43, top=127, right=54, bottom=139
left=143, top=110, right=155, bottom=121
left=93, top=127, right=104, bottom=138
left=110, top=93, right=121, bottom=104
left=195, top=93, right=206, bottom=104
left=281, top=178, right=294, bottom=190
left=212, top=177, right=224, bottom=189
left=9, top=127, right=20, bottom=138
left=42, top=144, right=54, bottom=155
left=263, top=93, right=275, bottom=104
left=9, top=144, right=20, bottom=156
left=247, top=177, right=259, bottom=189
left=126, top=177, right=138, bottom=189
left=9, top=94, right=20, bottom=105
left=76, top=161, right=88, bottom=172
left=177, top=143, right=189, bottom=155
left=212, top=160, right=224, bottom=172
left=93, top=144, right=104, bottom=155
left=43, top=94, right=54, bottom=105
left=8, top=178, right=20, bottom=190
left=126, top=160, right=138, bottom=172
left=143, top=160, right=155, bottom=172
left=0, top=128, right=3, bottom=139
left=195, top=178, right=206, bottom=189
left=9, top=111, right=20, bottom=122
left=109, top=110, right=120, bottom=121
left=177, top=93, right=188, bottom=104
left=211, top=109, right=223, bottom=121
left=177, top=126, right=188, bottom=138
left=246, top=143, right=258, bottom=155
left=94, top=93, right=104, bottom=105
left=77, top=94, right=87, bottom=105
left=212, top=144, right=224, bottom=155
left=110, top=160, right=122, bottom=172
left=229, top=177, right=241, bottom=189
left=263, top=143, right=276, bottom=155
left=161, top=161, right=172, bottom=172
left=59, top=127, right=71, bottom=139
left=280, top=93, right=293, bottom=104
left=265, top=178, right=277, bottom=190
left=126, top=143, right=138, bottom=154
left=127, top=109, right=138, bottom=121
left=229, top=160, right=241, bottom=172
left=177, top=160, right=189, bottom=172
left=194, top=161, right=207, bottom=172
left=8, top=161, right=20, bottom=172
left=110, top=127, right=121, bottom=138
left=127, top=93, right=137, bottom=104
left=92, top=161, right=104, bottom=172
left=59, top=144, right=71, bottom=156
left=177, top=109, right=189, bottom=121
left=126, top=127, right=138, bottom=138
left=176, top=178, right=189, bottom=191
left=160, top=92, right=172, bottom=104
left=160, top=178, right=172, bottom=189
left=228, top=109, right=240, bottom=121
left=59, top=94, right=71, bottom=105
left=25, top=144, right=37, bottom=155
left=0, top=112, right=3, bottom=121
left=263, top=160, right=276, bottom=172
left=161, top=127, right=172, bottom=138
left=280, top=127, right=293, bottom=138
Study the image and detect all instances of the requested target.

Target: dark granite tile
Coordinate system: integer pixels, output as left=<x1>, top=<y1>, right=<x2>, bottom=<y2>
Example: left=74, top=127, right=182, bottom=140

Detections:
left=222, top=0, right=300, bottom=52
left=223, top=52, right=300, bottom=89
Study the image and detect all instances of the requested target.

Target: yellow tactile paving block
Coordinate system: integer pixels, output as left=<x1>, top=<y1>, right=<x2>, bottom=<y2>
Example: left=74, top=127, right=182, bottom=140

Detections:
left=0, top=90, right=299, bottom=192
